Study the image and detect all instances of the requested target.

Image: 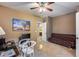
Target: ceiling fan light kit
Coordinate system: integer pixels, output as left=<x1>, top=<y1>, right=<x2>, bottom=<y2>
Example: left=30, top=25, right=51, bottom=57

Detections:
left=39, top=7, right=46, bottom=13
left=30, top=2, right=54, bottom=12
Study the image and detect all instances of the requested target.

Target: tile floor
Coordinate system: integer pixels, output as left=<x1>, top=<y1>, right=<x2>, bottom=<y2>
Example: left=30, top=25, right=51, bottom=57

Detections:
left=34, top=41, right=75, bottom=57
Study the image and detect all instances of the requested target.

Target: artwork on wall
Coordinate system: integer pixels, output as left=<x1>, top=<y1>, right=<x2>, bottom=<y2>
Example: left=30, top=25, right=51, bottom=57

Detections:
left=12, top=18, right=30, bottom=31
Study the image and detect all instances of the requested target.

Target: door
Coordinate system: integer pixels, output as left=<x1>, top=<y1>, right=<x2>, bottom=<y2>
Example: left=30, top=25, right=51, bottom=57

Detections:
left=42, top=22, right=47, bottom=42
left=76, top=12, right=79, bottom=56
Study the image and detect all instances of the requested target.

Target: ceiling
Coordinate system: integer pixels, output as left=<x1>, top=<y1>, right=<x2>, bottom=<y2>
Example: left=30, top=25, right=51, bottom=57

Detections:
left=0, top=2, right=79, bottom=17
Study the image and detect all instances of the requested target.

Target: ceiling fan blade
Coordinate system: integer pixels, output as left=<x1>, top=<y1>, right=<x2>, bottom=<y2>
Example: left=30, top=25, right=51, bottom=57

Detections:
left=36, top=2, right=40, bottom=4
left=30, top=7, right=38, bottom=9
left=46, top=8, right=53, bottom=11
left=47, top=2, right=55, bottom=5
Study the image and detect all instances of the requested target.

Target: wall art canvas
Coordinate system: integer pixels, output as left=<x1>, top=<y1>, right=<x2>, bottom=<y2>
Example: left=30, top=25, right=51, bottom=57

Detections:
left=12, top=18, right=30, bottom=31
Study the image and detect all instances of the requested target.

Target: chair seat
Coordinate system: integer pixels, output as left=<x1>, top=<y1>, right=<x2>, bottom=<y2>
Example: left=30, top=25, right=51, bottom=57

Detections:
left=19, top=39, right=36, bottom=57
left=26, top=48, right=34, bottom=54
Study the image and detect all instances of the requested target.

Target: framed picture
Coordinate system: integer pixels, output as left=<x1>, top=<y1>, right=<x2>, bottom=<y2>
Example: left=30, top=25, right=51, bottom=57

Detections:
left=12, top=18, right=30, bottom=31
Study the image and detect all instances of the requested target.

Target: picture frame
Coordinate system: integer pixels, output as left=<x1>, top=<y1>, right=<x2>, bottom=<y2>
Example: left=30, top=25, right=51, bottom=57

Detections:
left=12, top=18, right=30, bottom=31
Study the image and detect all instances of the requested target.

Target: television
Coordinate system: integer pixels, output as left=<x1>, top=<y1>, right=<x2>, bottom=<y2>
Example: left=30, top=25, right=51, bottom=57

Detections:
left=12, top=18, right=30, bottom=31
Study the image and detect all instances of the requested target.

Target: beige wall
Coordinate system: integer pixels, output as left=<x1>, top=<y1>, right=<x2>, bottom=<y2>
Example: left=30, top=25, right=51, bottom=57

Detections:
left=0, top=6, right=40, bottom=41
left=52, top=12, right=76, bottom=34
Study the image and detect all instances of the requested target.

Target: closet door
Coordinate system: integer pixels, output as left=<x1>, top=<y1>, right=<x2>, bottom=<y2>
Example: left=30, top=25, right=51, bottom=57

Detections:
left=76, top=12, right=79, bottom=57
left=42, top=22, right=47, bottom=42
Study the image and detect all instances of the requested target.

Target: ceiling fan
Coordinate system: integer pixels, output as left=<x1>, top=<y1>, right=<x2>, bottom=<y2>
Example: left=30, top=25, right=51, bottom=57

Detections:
left=30, top=2, right=55, bottom=12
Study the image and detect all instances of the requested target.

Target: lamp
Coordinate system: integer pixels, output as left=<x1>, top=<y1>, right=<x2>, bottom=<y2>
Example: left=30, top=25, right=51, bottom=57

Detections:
left=0, top=27, right=5, bottom=35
